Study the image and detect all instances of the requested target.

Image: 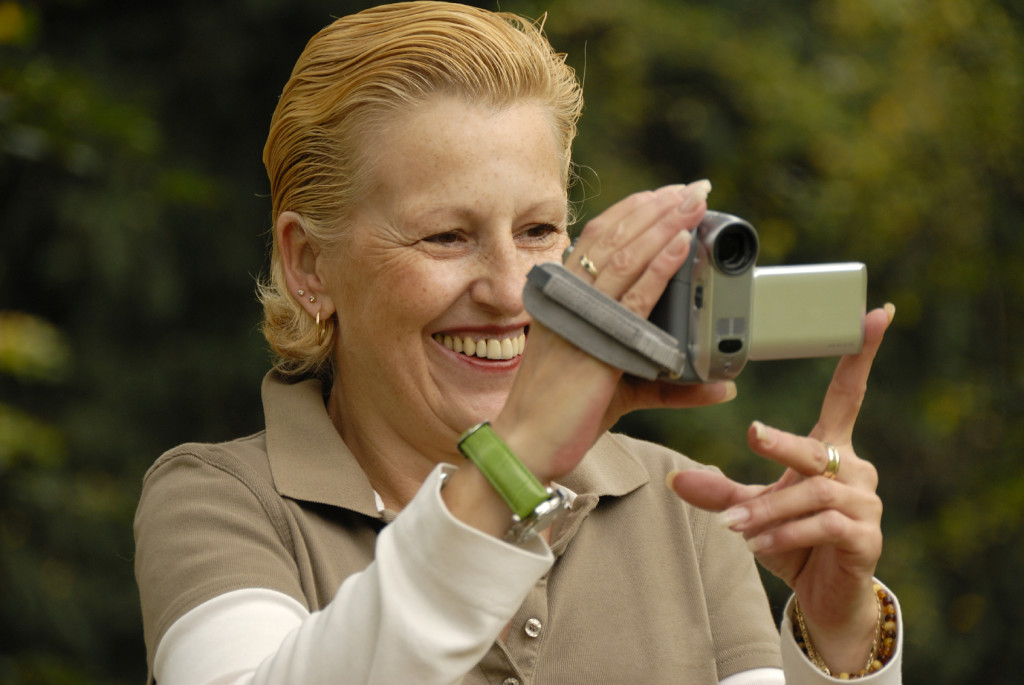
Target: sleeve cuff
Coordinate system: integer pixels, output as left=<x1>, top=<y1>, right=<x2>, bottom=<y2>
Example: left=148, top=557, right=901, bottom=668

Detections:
left=384, top=463, right=555, bottom=618
left=780, top=579, right=903, bottom=684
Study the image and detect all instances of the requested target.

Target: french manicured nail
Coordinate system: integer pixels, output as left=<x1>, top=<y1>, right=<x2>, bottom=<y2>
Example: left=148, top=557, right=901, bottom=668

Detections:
left=752, top=420, right=775, bottom=447
left=689, top=178, right=712, bottom=194
left=884, top=302, right=896, bottom=324
left=747, top=533, right=772, bottom=553
left=677, top=179, right=712, bottom=212
left=665, top=227, right=692, bottom=256
left=719, top=507, right=749, bottom=528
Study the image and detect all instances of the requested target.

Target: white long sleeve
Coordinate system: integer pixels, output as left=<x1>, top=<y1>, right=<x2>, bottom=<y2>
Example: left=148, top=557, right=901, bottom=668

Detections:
left=153, top=464, right=553, bottom=685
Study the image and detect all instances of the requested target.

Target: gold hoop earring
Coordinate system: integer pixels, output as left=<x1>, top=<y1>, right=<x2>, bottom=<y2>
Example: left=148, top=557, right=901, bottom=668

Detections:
left=315, top=310, right=327, bottom=346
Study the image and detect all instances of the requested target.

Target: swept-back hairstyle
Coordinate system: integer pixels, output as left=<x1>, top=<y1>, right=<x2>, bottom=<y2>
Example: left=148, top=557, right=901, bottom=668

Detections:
left=259, top=1, right=583, bottom=379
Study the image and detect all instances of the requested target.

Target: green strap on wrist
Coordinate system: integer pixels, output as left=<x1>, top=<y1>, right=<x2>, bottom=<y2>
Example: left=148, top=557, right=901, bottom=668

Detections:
left=457, top=422, right=548, bottom=519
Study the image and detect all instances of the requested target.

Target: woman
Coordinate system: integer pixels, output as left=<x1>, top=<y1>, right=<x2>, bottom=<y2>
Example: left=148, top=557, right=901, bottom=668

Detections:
left=135, top=3, right=902, bottom=683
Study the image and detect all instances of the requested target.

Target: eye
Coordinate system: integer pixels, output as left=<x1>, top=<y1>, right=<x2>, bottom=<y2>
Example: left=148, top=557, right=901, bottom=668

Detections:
left=422, top=230, right=465, bottom=245
left=519, top=223, right=563, bottom=241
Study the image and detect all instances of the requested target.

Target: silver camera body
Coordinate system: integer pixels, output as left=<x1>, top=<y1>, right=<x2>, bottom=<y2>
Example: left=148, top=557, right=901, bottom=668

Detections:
left=648, top=211, right=867, bottom=383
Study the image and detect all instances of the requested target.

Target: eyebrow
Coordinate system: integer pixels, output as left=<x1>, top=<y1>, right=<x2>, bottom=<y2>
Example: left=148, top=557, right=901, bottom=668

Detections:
left=408, top=196, right=569, bottom=223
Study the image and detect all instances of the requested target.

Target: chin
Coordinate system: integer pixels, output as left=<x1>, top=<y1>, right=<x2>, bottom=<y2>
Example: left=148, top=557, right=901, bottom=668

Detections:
left=446, top=392, right=511, bottom=430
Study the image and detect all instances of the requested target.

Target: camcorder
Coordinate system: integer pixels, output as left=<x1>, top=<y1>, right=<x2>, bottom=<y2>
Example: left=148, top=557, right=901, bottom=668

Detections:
left=648, top=211, right=866, bottom=383
left=523, top=210, right=867, bottom=384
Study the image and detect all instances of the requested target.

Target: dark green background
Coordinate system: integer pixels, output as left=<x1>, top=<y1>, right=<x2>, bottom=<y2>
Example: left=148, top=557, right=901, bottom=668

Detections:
left=2, top=0, right=1022, bottom=682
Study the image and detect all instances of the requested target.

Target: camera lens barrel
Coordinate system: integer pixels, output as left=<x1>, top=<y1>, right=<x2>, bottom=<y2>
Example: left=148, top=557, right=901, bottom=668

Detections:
left=700, top=211, right=759, bottom=275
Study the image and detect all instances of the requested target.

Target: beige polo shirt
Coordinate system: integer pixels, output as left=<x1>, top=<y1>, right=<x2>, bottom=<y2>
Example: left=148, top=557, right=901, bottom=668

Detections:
left=135, top=372, right=782, bottom=683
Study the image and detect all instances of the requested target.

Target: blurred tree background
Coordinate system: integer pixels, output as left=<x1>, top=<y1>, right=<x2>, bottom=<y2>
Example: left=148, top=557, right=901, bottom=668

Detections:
left=0, top=0, right=1020, bottom=682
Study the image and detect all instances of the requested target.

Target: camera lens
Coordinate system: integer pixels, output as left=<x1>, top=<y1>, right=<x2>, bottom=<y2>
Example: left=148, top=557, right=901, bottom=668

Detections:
left=713, top=223, right=758, bottom=275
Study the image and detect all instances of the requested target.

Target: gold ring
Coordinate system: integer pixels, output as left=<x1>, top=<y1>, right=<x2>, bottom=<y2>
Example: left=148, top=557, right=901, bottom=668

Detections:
left=579, top=253, right=599, bottom=278
left=822, top=442, right=841, bottom=479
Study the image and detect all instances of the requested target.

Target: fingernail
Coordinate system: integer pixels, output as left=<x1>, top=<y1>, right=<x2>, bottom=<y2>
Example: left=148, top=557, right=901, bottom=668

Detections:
left=884, top=302, right=896, bottom=324
left=689, top=178, right=712, bottom=195
left=721, top=381, right=737, bottom=403
left=752, top=420, right=775, bottom=447
left=747, top=533, right=772, bottom=553
left=719, top=507, right=749, bottom=528
left=677, top=179, right=712, bottom=213
left=665, top=227, right=692, bottom=256
left=665, top=470, right=681, bottom=491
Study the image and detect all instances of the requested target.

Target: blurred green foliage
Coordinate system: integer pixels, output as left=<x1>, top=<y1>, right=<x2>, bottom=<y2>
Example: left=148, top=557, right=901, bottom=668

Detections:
left=1, top=0, right=1021, bottom=682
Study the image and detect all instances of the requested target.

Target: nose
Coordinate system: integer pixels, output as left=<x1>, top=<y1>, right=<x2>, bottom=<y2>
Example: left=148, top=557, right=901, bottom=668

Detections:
left=468, top=235, right=528, bottom=316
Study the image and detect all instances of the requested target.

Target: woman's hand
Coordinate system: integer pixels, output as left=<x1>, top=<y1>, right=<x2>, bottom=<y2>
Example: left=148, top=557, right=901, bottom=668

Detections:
left=493, top=180, right=736, bottom=483
left=445, top=181, right=732, bottom=539
left=668, top=303, right=895, bottom=674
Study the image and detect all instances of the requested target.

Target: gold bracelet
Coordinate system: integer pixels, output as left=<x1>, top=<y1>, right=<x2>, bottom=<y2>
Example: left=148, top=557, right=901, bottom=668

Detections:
left=792, top=583, right=898, bottom=679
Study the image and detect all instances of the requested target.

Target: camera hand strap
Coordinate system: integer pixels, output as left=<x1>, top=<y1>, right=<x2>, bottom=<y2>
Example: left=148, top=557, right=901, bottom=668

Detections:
left=522, top=263, right=686, bottom=381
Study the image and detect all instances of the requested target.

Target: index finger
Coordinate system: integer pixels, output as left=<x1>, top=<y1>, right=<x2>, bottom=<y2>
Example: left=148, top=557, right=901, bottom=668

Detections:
left=666, top=468, right=767, bottom=512
left=813, top=304, right=895, bottom=443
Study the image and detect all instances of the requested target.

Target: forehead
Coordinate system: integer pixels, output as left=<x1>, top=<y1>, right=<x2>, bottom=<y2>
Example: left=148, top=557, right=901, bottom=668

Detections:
left=358, top=98, right=567, bottom=216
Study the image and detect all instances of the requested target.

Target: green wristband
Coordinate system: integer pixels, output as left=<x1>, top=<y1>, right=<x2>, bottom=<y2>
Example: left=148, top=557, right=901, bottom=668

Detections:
left=457, top=422, right=549, bottom=520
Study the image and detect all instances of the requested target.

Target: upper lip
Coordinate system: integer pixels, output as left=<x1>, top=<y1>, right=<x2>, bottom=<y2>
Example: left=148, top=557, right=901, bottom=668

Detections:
left=433, top=323, right=530, bottom=339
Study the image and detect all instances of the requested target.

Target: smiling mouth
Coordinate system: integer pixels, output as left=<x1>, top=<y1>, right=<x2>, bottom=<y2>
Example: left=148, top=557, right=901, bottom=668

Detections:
left=433, top=331, right=527, bottom=361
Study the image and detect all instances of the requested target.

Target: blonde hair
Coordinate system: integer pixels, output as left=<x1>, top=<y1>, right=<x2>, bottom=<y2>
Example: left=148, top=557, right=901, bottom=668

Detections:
left=258, top=1, right=583, bottom=379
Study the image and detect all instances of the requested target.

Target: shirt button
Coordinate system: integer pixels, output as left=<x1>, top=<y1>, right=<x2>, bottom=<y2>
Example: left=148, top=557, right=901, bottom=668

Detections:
left=502, top=679, right=520, bottom=685
left=524, top=617, right=543, bottom=638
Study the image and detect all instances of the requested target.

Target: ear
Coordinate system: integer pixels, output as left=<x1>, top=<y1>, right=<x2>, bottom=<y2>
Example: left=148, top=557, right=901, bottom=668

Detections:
left=276, top=211, right=337, bottom=318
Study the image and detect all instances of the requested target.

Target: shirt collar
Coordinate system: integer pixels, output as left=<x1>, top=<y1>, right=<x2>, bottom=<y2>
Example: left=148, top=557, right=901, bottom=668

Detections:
left=261, top=371, right=651, bottom=515
left=262, top=371, right=381, bottom=519
left=562, top=432, right=651, bottom=498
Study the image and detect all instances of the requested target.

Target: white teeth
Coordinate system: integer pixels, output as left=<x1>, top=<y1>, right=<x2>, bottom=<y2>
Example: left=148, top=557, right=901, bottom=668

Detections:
left=433, top=332, right=527, bottom=361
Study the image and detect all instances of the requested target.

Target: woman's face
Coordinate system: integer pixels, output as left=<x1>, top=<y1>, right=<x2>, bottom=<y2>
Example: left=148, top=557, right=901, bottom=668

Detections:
left=320, top=97, right=569, bottom=452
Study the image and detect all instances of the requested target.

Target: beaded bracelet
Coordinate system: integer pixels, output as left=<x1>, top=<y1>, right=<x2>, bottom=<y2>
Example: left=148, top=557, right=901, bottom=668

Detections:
left=792, top=583, right=898, bottom=679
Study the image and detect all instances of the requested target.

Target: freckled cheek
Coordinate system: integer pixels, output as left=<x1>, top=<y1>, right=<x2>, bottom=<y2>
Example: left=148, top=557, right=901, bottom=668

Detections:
left=538, top=241, right=569, bottom=265
left=518, top=242, right=568, bottom=275
left=369, top=263, right=470, bottom=330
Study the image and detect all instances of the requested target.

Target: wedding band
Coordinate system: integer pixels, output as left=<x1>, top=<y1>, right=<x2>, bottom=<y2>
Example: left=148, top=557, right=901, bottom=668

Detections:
left=579, top=253, right=599, bottom=278
left=822, top=442, right=841, bottom=479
